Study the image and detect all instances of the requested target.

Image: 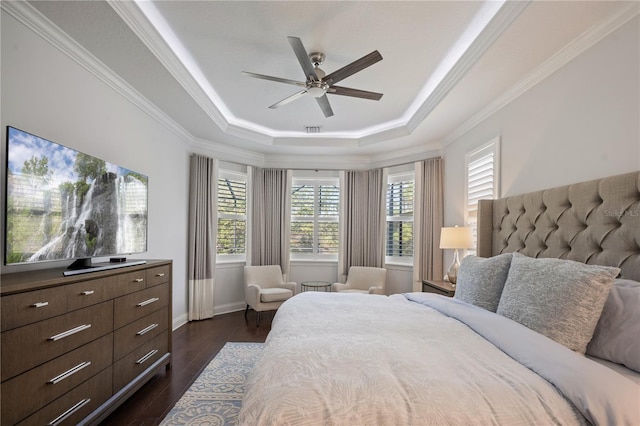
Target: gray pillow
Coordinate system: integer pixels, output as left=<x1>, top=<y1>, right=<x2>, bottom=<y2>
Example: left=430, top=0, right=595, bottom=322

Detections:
left=496, top=253, right=619, bottom=354
left=454, top=253, right=513, bottom=312
left=586, top=279, right=640, bottom=372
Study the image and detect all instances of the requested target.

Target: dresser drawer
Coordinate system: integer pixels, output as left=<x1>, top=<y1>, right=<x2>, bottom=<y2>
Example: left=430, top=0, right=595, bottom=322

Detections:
left=114, top=283, right=169, bottom=329
left=66, top=276, right=116, bottom=312
left=114, top=307, right=168, bottom=361
left=146, top=264, right=171, bottom=287
left=113, top=332, right=168, bottom=392
left=1, top=287, right=67, bottom=332
left=1, top=301, right=113, bottom=381
left=1, top=334, right=113, bottom=425
left=113, top=269, right=148, bottom=298
left=17, top=366, right=112, bottom=426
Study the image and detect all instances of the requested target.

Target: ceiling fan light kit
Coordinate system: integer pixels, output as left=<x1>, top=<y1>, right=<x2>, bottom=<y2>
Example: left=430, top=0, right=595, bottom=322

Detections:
left=242, top=36, right=383, bottom=118
left=307, top=82, right=328, bottom=98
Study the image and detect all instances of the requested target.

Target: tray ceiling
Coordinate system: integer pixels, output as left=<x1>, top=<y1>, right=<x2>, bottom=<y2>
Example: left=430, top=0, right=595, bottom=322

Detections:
left=23, top=0, right=638, bottom=163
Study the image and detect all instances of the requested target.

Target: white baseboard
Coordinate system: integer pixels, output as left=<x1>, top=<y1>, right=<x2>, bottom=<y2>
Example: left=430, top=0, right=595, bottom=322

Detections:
left=172, top=301, right=246, bottom=331
left=214, top=301, right=246, bottom=316
left=172, top=313, right=188, bottom=331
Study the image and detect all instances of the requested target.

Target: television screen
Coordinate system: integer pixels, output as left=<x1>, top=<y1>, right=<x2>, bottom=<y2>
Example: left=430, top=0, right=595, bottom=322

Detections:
left=5, top=127, right=148, bottom=266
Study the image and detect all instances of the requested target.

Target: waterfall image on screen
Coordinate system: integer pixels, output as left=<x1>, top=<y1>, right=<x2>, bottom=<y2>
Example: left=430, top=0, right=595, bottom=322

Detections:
left=5, top=127, right=148, bottom=265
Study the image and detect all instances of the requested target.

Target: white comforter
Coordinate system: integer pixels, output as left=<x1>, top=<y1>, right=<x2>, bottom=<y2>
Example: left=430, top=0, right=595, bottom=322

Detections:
left=239, top=292, right=639, bottom=425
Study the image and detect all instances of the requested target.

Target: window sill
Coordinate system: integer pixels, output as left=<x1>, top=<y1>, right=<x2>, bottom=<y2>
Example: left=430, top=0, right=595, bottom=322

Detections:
left=216, top=259, right=246, bottom=268
left=289, top=259, right=338, bottom=264
left=385, top=257, right=413, bottom=266
left=384, top=261, right=413, bottom=271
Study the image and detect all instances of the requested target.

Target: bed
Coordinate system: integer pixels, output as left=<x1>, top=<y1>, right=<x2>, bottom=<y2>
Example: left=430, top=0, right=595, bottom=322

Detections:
left=238, top=171, right=640, bottom=425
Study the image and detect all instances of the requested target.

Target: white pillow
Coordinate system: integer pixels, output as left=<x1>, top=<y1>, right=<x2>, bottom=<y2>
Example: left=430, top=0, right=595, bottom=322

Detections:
left=586, top=279, right=640, bottom=372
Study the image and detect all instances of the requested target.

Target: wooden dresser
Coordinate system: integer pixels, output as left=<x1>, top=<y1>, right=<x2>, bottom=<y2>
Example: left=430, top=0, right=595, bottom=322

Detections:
left=0, top=260, right=172, bottom=426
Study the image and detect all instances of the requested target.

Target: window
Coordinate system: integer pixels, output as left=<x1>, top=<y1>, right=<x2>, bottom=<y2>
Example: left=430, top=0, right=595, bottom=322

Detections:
left=465, top=137, right=500, bottom=255
left=386, top=172, right=414, bottom=263
left=217, top=170, right=246, bottom=260
left=290, top=179, right=339, bottom=259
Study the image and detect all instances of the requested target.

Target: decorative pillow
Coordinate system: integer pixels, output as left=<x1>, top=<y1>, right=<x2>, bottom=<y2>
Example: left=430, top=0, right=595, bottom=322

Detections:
left=496, top=253, right=619, bottom=354
left=454, top=253, right=513, bottom=312
left=586, top=279, right=640, bottom=372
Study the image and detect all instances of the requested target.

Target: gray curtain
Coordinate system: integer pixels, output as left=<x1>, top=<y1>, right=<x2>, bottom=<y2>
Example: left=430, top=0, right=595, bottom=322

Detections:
left=338, top=169, right=386, bottom=281
left=413, top=158, right=443, bottom=289
left=248, top=167, right=292, bottom=278
left=187, top=154, right=218, bottom=320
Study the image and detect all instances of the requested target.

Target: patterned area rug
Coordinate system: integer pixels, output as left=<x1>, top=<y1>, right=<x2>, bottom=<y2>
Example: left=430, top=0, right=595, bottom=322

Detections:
left=160, top=342, right=264, bottom=425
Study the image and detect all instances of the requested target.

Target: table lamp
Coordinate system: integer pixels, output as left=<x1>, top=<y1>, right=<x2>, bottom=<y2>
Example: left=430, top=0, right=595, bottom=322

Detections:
left=439, top=226, right=474, bottom=284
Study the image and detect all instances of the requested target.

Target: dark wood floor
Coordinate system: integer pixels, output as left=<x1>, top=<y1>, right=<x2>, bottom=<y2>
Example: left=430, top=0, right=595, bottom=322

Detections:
left=100, top=309, right=274, bottom=425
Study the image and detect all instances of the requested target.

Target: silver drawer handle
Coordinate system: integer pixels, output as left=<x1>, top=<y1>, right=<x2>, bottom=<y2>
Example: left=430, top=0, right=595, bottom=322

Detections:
left=31, top=302, right=49, bottom=308
left=136, top=349, right=158, bottom=365
left=137, top=297, right=159, bottom=307
left=48, top=398, right=91, bottom=426
left=48, top=361, right=92, bottom=384
left=136, top=323, right=159, bottom=336
left=81, top=290, right=95, bottom=296
left=134, top=278, right=144, bottom=283
left=48, top=324, right=92, bottom=341
left=156, top=273, right=165, bottom=277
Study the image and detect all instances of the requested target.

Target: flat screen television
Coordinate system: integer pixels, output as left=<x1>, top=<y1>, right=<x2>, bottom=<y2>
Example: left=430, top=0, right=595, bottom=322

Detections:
left=4, top=126, right=148, bottom=273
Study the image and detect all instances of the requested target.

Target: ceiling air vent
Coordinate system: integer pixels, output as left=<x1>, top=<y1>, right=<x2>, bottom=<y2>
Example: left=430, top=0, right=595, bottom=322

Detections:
left=305, top=126, right=322, bottom=134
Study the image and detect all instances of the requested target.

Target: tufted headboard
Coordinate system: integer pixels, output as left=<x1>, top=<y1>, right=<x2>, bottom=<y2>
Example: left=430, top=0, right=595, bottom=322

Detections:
left=477, top=172, right=640, bottom=281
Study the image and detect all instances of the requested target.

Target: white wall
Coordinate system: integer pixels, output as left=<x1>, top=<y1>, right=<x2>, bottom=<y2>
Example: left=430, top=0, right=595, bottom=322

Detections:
left=442, top=17, right=640, bottom=230
left=213, top=263, right=247, bottom=315
left=1, top=11, right=191, bottom=329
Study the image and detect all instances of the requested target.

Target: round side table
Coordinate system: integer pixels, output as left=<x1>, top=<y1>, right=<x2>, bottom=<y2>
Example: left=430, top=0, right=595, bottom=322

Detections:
left=301, top=281, right=332, bottom=292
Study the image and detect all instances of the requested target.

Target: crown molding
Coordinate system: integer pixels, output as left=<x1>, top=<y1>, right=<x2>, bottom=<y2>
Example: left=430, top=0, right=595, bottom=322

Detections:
left=107, top=1, right=231, bottom=132
left=405, top=0, right=530, bottom=134
left=1, top=0, right=194, bottom=147
left=108, top=0, right=281, bottom=145
left=369, top=145, right=442, bottom=170
left=190, top=137, right=265, bottom=167
left=441, top=1, right=640, bottom=147
left=263, top=154, right=373, bottom=171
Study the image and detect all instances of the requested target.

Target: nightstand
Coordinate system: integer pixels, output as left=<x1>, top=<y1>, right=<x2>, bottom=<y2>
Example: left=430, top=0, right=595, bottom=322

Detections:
left=422, top=279, right=456, bottom=297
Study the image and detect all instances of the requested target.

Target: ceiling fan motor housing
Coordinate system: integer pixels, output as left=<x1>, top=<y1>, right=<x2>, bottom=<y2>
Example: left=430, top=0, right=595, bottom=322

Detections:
left=309, top=52, right=326, bottom=66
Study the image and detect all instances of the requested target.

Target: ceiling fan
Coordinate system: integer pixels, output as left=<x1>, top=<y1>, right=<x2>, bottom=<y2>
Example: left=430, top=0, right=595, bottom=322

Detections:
left=242, top=36, right=383, bottom=118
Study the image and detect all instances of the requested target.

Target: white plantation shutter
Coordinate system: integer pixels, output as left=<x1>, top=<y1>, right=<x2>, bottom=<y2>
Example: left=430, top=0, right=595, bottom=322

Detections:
left=465, top=138, right=500, bottom=255
left=318, top=184, right=339, bottom=254
left=290, top=179, right=339, bottom=258
left=217, top=171, right=247, bottom=258
left=291, top=184, right=315, bottom=254
left=386, top=173, right=415, bottom=262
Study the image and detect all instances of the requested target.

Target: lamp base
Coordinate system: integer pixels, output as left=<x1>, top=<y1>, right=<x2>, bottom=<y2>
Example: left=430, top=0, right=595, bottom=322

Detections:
left=447, top=249, right=461, bottom=284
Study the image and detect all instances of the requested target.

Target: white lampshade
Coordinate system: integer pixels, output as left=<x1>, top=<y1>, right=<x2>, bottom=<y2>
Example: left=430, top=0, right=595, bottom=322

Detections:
left=439, top=226, right=474, bottom=250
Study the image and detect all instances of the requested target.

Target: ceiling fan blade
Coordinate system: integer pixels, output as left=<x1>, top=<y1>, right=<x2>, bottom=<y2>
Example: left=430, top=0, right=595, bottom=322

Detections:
left=328, top=86, right=383, bottom=101
left=316, top=95, right=334, bottom=118
left=269, top=90, right=308, bottom=109
left=287, top=36, right=319, bottom=81
left=323, top=50, right=383, bottom=85
left=242, top=71, right=306, bottom=87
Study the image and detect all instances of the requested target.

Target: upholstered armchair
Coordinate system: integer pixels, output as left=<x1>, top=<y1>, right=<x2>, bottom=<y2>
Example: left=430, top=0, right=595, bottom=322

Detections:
left=332, top=266, right=387, bottom=295
left=244, top=265, right=297, bottom=325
